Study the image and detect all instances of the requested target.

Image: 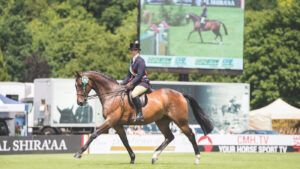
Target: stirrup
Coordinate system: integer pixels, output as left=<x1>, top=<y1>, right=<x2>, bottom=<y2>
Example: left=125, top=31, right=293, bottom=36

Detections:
left=134, top=113, right=144, bottom=122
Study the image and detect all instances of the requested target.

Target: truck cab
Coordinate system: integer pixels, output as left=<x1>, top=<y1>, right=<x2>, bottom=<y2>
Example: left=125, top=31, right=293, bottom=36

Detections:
left=0, top=118, right=10, bottom=136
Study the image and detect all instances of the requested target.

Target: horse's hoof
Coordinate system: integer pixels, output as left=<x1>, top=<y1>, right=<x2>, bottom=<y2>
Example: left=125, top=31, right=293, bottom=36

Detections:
left=151, top=158, right=158, bottom=164
left=73, top=152, right=82, bottom=159
left=194, top=158, right=200, bottom=165
left=130, top=160, right=135, bottom=164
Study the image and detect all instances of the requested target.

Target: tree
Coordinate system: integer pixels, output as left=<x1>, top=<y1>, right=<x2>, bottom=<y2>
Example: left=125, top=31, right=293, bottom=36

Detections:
left=23, top=53, right=51, bottom=82
left=0, top=49, right=9, bottom=81
left=241, top=1, right=300, bottom=108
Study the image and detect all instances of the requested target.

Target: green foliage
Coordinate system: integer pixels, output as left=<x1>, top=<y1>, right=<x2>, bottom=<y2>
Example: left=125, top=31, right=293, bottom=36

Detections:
left=242, top=2, right=300, bottom=108
left=0, top=0, right=137, bottom=81
left=0, top=49, right=9, bottom=80
left=158, top=4, right=186, bottom=26
left=246, top=0, right=277, bottom=11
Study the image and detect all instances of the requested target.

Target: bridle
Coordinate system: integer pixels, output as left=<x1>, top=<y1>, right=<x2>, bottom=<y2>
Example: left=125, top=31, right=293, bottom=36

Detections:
left=76, top=75, right=127, bottom=101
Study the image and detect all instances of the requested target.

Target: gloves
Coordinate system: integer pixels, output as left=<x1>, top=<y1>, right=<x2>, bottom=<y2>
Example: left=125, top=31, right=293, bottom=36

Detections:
left=125, top=83, right=134, bottom=90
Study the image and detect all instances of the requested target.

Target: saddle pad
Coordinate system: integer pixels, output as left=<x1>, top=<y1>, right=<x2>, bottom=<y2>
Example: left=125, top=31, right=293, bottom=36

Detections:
left=128, top=91, right=148, bottom=107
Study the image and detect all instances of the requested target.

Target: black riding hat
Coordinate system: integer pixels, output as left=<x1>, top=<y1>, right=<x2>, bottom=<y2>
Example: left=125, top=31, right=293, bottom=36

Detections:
left=129, top=41, right=141, bottom=51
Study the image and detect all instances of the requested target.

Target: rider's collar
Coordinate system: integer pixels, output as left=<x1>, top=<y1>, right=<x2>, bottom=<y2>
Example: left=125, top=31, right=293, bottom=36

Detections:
left=132, top=53, right=139, bottom=63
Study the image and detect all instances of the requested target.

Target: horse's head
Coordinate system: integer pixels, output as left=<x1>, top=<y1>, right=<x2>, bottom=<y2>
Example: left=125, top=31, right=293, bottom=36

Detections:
left=185, top=14, right=191, bottom=24
left=75, top=71, right=94, bottom=106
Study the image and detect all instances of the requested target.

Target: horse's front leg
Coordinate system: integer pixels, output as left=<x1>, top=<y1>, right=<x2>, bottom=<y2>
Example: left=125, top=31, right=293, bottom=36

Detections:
left=198, top=31, right=204, bottom=43
left=74, top=119, right=112, bottom=158
left=187, top=30, right=195, bottom=40
left=114, top=125, right=135, bottom=164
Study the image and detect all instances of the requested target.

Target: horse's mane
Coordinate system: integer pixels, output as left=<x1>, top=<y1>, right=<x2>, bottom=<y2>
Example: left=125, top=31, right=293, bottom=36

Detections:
left=188, top=13, right=200, bottom=20
left=85, top=71, right=118, bottom=84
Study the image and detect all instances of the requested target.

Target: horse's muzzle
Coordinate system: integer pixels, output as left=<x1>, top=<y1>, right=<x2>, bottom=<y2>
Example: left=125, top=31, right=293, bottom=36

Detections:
left=77, top=99, right=87, bottom=106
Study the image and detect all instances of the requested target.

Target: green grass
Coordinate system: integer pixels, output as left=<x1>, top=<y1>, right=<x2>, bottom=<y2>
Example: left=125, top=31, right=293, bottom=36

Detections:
left=141, top=5, right=244, bottom=58
left=1, top=153, right=300, bottom=169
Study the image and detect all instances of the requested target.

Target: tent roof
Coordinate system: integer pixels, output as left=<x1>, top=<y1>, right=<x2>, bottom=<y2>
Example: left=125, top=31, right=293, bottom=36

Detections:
left=0, top=94, right=25, bottom=113
left=0, top=94, right=21, bottom=104
left=250, top=98, right=300, bottom=119
left=249, top=98, right=300, bottom=130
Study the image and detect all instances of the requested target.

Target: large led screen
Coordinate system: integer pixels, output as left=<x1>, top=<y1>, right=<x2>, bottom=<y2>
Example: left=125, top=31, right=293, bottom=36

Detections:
left=139, top=0, right=245, bottom=73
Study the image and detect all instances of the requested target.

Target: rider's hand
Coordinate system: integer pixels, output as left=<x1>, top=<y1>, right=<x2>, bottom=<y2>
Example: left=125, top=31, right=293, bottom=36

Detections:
left=126, top=83, right=133, bottom=90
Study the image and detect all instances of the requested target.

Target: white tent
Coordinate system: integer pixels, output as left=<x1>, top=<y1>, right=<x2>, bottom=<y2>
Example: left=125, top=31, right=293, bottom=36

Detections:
left=0, top=94, right=26, bottom=136
left=249, top=98, right=300, bottom=130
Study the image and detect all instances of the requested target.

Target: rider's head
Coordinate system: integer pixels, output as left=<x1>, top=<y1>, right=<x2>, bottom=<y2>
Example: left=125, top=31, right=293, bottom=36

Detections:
left=129, top=40, right=141, bottom=57
left=201, top=2, right=207, bottom=7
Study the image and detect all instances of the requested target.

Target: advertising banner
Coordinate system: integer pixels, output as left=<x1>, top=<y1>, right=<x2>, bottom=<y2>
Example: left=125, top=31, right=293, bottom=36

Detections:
left=0, top=135, right=82, bottom=155
left=88, top=134, right=300, bottom=154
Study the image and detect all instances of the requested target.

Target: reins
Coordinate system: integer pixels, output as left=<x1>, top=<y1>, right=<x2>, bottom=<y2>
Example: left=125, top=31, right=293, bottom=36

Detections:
left=82, top=87, right=127, bottom=100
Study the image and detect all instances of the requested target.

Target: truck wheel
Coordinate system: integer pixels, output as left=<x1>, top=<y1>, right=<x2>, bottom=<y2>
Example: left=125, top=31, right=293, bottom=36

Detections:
left=42, top=128, right=57, bottom=135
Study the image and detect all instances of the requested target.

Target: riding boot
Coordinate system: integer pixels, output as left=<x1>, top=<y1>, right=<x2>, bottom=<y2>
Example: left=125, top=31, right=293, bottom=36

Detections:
left=200, top=23, right=205, bottom=31
left=132, top=97, right=144, bottom=122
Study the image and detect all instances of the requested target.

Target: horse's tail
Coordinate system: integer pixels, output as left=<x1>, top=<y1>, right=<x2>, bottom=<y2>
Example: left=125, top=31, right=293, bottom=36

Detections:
left=183, top=94, right=213, bottom=135
left=221, top=22, right=228, bottom=35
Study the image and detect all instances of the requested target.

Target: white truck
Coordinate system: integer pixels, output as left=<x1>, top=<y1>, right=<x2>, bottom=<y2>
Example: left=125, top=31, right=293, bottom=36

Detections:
left=32, top=79, right=104, bottom=135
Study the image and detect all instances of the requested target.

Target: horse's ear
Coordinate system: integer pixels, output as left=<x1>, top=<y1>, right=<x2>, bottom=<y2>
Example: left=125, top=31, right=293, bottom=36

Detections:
left=57, top=106, right=62, bottom=113
left=75, top=71, right=81, bottom=78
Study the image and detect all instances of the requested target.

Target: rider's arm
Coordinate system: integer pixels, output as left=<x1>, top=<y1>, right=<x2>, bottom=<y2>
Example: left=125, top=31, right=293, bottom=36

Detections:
left=130, top=58, right=145, bottom=86
left=120, top=70, right=131, bottom=85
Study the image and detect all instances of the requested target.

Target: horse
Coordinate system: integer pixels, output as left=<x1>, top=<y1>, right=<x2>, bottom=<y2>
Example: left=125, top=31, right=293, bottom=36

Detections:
left=186, top=13, right=228, bottom=43
left=73, top=71, right=213, bottom=164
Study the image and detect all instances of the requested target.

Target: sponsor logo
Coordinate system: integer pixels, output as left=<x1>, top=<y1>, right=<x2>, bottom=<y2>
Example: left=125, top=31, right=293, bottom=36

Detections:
left=197, top=135, right=213, bottom=152
left=0, top=139, right=67, bottom=152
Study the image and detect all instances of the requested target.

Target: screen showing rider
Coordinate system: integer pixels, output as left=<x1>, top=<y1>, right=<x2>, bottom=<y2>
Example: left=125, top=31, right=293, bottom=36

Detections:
left=120, top=41, right=150, bottom=122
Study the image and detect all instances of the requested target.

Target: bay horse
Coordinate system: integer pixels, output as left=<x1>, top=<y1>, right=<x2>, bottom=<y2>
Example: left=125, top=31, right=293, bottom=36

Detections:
left=186, top=13, right=228, bottom=43
left=73, top=71, right=213, bottom=164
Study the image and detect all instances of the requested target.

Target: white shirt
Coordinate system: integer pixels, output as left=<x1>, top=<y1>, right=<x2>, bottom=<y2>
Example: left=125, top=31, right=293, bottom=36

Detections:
left=132, top=53, right=139, bottom=64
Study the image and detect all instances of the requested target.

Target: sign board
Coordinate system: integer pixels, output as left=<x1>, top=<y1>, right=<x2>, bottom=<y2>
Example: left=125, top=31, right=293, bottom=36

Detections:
left=88, top=134, right=300, bottom=154
left=0, top=135, right=82, bottom=154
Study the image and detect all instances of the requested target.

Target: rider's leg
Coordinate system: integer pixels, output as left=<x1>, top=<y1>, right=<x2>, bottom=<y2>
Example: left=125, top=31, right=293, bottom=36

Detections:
left=200, top=17, right=205, bottom=30
left=132, top=85, right=147, bottom=121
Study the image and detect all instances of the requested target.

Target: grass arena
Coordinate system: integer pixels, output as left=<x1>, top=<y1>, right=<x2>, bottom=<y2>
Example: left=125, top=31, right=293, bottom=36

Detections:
left=1, top=153, right=299, bottom=169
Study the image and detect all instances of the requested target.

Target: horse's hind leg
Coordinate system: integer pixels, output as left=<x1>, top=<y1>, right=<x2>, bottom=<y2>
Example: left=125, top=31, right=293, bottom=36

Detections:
left=177, top=122, right=200, bottom=164
left=213, top=31, right=223, bottom=44
left=114, top=125, right=135, bottom=164
left=152, top=116, right=174, bottom=164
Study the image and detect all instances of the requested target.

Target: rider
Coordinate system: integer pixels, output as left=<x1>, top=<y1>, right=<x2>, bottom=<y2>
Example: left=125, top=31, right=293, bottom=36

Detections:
left=199, top=2, right=208, bottom=30
left=120, top=40, right=150, bottom=122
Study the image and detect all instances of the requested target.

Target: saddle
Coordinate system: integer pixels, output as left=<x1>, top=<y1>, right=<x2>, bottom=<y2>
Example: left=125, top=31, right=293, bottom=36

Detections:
left=128, top=89, right=153, bottom=108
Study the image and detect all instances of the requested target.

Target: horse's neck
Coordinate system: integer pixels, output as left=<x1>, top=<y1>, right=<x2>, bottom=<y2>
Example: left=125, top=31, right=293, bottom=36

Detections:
left=93, top=76, right=118, bottom=103
left=191, top=15, right=199, bottom=22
